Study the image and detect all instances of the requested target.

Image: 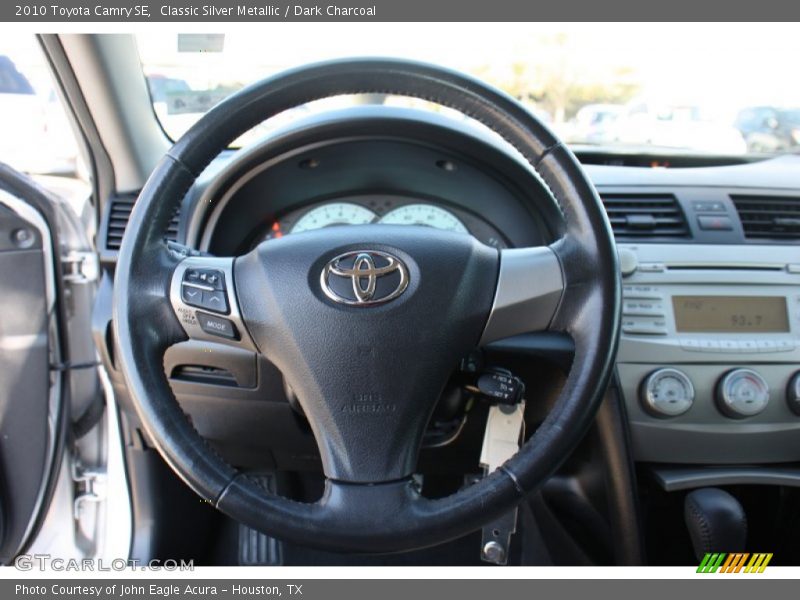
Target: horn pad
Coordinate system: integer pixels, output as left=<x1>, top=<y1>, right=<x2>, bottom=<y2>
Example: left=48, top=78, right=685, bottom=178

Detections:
left=234, top=225, right=499, bottom=482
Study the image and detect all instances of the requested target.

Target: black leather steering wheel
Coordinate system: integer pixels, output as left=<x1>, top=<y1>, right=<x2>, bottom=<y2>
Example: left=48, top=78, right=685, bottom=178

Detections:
left=113, top=58, right=620, bottom=553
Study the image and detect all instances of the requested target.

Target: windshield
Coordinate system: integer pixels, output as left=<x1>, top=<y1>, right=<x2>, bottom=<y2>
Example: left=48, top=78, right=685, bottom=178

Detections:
left=136, top=24, right=800, bottom=156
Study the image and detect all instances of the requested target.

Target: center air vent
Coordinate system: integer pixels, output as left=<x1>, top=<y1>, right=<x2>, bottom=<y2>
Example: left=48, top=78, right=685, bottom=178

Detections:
left=731, top=195, right=800, bottom=241
left=600, top=194, right=689, bottom=239
left=104, top=196, right=180, bottom=251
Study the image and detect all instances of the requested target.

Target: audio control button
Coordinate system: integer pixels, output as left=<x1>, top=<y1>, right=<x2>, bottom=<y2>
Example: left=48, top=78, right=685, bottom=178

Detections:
left=739, top=340, right=759, bottom=353
left=181, top=284, right=203, bottom=307
left=622, top=285, right=663, bottom=300
left=623, top=300, right=665, bottom=317
left=719, top=340, right=741, bottom=352
left=200, top=290, right=229, bottom=314
left=756, top=340, right=778, bottom=353
left=197, top=312, right=238, bottom=340
left=623, top=325, right=668, bottom=335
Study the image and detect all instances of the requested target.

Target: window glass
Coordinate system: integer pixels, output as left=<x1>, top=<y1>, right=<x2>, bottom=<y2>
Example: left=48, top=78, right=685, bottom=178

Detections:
left=0, top=33, right=90, bottom=215
left=136, top=24, right=800, bottom=156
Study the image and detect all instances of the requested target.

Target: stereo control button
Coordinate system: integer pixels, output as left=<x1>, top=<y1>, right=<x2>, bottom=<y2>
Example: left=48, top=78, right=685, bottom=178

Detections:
left=681, top=339, right=701, bottom=351
left=184, top=268, right=225, bottom=291
left=622, top=285, right=663, bottom=300
left=699, top=339, right=721, bottom=352
left=200, top=290, right=229, bottom=314
left=197, top=312, right=238, bottom=340
left=757, top=340, right=778, bottom=353
left=181, top=285, right=203, bottom=307
left=719, top=340, right=741, bottom=352
left=739, top=340, right=759, bottom=352
left=623, top=301, right=665, bottom=317
left=622, top=325, right=668, bottom=335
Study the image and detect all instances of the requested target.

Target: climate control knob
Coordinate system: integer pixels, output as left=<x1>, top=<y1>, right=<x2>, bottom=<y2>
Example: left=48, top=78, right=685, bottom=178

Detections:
left=716, top=369, right=770, bottom=418
left=641, top=368, right=695, bottom=417
left=787, top=372, right=800, bottom=416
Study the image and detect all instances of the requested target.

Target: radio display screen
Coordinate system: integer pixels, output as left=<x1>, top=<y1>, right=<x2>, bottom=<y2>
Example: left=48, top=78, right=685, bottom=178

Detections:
left=672, top=296, right=789, bottom=333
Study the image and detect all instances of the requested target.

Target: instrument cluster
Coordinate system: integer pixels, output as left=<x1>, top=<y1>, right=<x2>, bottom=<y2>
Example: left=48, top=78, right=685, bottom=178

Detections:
left=253, top=194, right=509, bottom=249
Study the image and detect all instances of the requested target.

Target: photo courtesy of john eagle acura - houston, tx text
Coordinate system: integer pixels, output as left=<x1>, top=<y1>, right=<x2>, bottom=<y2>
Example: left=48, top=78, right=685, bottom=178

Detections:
left=0, top=22, right=799, bottom=575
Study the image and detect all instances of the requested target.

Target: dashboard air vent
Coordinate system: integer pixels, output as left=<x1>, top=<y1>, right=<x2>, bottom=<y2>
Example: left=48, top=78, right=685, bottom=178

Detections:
left=731, top=195, right=800, bottom=241
left=105, top=196, right=180, bottom=251
left=600, top=194, right=689, bottom=239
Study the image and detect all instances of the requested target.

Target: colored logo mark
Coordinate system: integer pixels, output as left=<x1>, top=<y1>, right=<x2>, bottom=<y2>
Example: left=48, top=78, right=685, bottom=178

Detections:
left=697, top=552, right=773, bottom=573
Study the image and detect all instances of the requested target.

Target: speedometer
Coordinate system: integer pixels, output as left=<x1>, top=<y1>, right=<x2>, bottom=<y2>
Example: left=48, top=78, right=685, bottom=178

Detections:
left=379, top=203, right=468, bottom=233
left=291, top=202, right=377, bottom=233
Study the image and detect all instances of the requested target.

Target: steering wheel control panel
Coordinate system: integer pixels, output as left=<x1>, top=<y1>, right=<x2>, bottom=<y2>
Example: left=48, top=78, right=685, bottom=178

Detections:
left=181, top=268, right=230, bottom=314
left=615, top=242, right=800, bottom=464
left=170, top=257, right=255, bottom=350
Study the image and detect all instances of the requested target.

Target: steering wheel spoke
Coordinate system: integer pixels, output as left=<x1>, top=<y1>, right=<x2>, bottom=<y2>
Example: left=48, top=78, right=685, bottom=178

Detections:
left=169, top=255, right=257, bottom=351
left=479, top=246, right=565, bottom=345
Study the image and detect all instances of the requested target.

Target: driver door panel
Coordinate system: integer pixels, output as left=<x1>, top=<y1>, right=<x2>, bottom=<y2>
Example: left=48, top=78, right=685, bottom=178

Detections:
left=0, top=193, right=55, bottom=563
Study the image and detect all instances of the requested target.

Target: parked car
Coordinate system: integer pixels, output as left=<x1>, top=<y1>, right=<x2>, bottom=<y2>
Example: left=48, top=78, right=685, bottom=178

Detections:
left=610, top=100, right=747, bottom=154
left=562, top=103, right=625, bottom=145
left=734, top=106, right=800, bottom=153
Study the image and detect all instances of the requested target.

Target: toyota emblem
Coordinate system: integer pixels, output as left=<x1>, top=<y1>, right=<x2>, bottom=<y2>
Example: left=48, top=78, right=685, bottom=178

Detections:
left=321, top=250, right=409, bottom=306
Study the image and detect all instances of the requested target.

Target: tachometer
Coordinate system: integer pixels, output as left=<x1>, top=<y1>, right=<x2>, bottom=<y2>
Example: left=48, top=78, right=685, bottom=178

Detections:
left=378, top=203, right=468, bottom=233
left=291, top=202, right=377, bottom=233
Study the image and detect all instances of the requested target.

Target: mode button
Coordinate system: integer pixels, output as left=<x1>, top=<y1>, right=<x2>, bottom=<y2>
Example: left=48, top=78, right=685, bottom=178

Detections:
left=197, top=312, right=238, bottom=340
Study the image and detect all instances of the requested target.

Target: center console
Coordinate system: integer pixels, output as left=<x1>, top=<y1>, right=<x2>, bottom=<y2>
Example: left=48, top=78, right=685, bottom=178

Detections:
left=615, top=243, right=800, bottom=465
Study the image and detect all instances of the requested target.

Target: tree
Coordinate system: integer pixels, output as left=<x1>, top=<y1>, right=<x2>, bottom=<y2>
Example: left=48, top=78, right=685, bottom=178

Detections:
left=476, top=32, right=640, bottom=123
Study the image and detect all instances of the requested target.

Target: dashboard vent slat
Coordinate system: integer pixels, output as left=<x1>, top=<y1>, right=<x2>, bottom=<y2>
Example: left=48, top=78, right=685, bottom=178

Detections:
left=600, top=194, right=689, bottom=239
left=732, top=195, right=800, bottom=241
left=104, top=197, right=180, bottom=251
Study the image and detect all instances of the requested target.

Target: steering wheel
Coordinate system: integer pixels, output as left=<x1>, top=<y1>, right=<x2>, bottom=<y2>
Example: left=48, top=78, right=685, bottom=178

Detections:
left=113, top=58, right=620, bottom=553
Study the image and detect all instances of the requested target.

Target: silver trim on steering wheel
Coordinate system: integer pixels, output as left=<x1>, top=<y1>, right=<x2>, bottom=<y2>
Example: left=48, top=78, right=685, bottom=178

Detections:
left=169, top=256, right=257, bottom=351
left=480, top=247, right=565, bottom=345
